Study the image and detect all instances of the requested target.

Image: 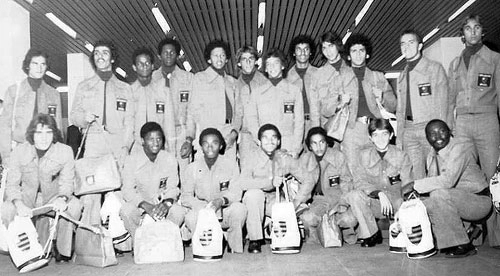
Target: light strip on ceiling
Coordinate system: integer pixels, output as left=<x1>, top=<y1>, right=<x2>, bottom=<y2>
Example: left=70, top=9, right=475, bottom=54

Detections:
left=56, top=86, right=69, bottom=93
left=152, top=7, right=171, bottom=34
left=183, top=61, right=192, bottom=72
left=85, top=42, right=94, bottom=52
left=355, top=0, right=375, bottom=26
left=45, top=13, right=77, bottom=39
left=384, top=72, right=401, bottom=79
left=342, top=31, right=352, bottom=44
left=46, top=71, right=61, bottom=82
left=391, top=55, right=404, bottom=67
left=423, top=27, right=440, bottom=42
left=448, top=0, right=476, bottom=22
left=258, top=2, right=266, bottom=28
left=257, top=35, right=264, bottom=53
left=115, top=67, right=127, bottom=78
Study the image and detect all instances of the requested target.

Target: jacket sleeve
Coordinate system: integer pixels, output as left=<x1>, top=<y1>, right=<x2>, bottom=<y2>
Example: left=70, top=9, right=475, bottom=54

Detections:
left=5, top=146, right=24, bottom=202
left=163, top=153, right=180, bottom=200
left=121, top=156, right=143, bottom=207
left=447, top=59, right=458, bottom=132
left=70, top=82, right=90, bottom=129
left=230, top=81, right=243, bottom=134
left=57, top=146, right=75, bottom=198
left=179, top=164, right=203, bottom=208
left=222, top=160, right=242, bottom=204
left=291, top=156, right=316, bottom=205
left=400, top=151, right=414, bottom=188
left=291, top=84, right=305, bottom=154
left=0, top=85, right=15, bottom=163
left=185, top=75, right=200, bottom=140
left=123, top=85, right=135, bottom=151
left=163, top=88, right=177, bottom=154
left=246, top=91, right=260, bottom=143
left=435, top=63, right=450, bottom=125
left=378, top=73, right=397, bottom=113
left=309, top=74, right=321, bottom=127
left=238, top=154, right=273, bottom=191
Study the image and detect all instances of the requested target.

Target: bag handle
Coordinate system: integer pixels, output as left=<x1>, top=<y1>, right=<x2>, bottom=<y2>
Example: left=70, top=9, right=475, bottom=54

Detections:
left=75, top=121, right=93, bottom=160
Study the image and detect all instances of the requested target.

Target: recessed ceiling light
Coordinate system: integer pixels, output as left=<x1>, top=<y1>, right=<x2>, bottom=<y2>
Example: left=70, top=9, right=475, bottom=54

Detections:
left=448, top=0, right=476, bottom=22
left=391, top=55, right=404, bottom=67
left=423, top=27, right=440, bottom=42
left=115, top=67, right=127, bottom=78
left=56, top=86, right=69, bottom=92
left=258, top=2, right=266, bottom=28
left=355, top=0, right=374, bottom=26
left=183, top=61, right=192, bottom=72
left=152, top=7, right=171, bottom=34
left=45, top=13, right=77, bottom=39
left=46, top=71, right=61, bottom=82
left=257, top=35, right=264, bottom=53
left=84, top=42, right=94, bottom=52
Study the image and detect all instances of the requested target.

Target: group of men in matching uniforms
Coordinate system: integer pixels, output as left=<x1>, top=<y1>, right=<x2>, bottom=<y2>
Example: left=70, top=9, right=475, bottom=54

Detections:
left=0, top=14, right=499, bottom=262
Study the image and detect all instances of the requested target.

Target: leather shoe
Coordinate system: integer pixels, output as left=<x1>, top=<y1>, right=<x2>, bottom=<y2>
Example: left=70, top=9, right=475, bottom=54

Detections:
left=361, top=230, right=383, bottom=247
left=248, top=240, right=262, bottom=254
left=445, top=243, right=477, bottom=258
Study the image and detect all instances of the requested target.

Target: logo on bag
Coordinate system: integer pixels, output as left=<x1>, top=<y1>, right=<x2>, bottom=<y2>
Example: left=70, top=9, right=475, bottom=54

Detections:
left=17, top=233, right=30, bottom=251
left=388, top=174, right=401, bottom=185
left=156, top=101, right=165, bottom=113
left=47, top=105, right=57, bottom=117
left=283, top=102, right=295, bottom=114
left=180, top=91, right=189, bottom=102
left=159, top=177, right=168, bottom=189
left=86, top=175, right=95, bottom=185
left=407, top=225, right=423, bottom=245
left=329, top=175, right=340, bottom=187
left=200, top=229, right=213, bottom=246
left=116, top=98, right=127, bottom=111
left=220, top=181, right=229, bottom=191
left=418, top=83, right=432, bottom=96
left=273, top=221, right=287, bottom=238
left=478, top=73, right=492, bottom=87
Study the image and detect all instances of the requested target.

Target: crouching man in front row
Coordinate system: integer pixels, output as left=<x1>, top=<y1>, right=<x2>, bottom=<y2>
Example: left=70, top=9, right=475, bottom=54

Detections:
left=344, top=118, right=413, bottom=247
left=170, top=128, right=247, bottom=253
left=120, top=122, right=183, bottom=239
left=1, top=114, right=82, bottom=261
left=402, top=119, right=491, bottom=257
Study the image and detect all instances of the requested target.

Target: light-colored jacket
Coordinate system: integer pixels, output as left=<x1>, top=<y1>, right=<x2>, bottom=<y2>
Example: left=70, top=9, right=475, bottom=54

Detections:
left=186, top=67, right=242, bottom=141
left=122, top=149, right=179, bottom=208
left=6, top=142, right=74, bottom=207
left=130, top=80, right=176, bottom=152
left=237, top=70, right=269, bottom=133
left=288, top=64, right=319, bottom=126
left=247, top=79, right=304, bottom=154
left=0, top=79, right=63, bottom=163
left=396, top=56, right=449, bottom=142
left=448, top=45, right=500, bottom=126
left=70, top=74, right=135, bottom=156
left=180, top=155, right=241, bottom=208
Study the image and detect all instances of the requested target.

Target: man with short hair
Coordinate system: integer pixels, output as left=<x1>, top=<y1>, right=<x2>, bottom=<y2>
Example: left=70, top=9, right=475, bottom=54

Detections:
left=240, top=124, right=311, bottom=253
left=152, top=38, right=194, bottom=177
left=130, top=47, right=176, bottom=153
left=186, top=40, right=242, bottom=160
left=0, top=49, right=63, bottom=164
left=402, top=119, right=491, bottom=257
left=235, top=45, right=269, bottom=164
left=288, top=35, right=319, bottom=135
left=448, top=15, right=500, bottom=248
left=396, top=30, right=449, bottom=180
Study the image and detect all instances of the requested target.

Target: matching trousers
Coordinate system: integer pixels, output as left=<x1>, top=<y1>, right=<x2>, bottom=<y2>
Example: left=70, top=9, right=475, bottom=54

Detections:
left=341, top=122, right=371, bottom=174
left=401, top=122, right=431, bottom=180
left=243, top=189, right=276, bottom=241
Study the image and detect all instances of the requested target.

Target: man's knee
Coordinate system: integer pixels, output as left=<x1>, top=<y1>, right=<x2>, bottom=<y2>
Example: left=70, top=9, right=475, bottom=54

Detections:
left=167, top=203, right=186, bottom=226
left=428, top=189, right=451, bottom=201
left=226, top=202, right=247, bottom=224
left=243, top=189, right=265, bottom=205
left=1, top=201, right=16, bottom=226
left=301, top=210, right=320, bottom=228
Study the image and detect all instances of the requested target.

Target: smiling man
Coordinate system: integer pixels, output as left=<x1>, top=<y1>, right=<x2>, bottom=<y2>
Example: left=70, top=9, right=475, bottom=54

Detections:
left=402, top=119, right=491, bottom=258
left=395, top=30, right=449, bottom=181
left=0, top=49, right=63, bottom=164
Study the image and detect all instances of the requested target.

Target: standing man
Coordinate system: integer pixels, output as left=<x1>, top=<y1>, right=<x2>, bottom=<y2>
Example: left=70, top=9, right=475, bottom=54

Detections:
left=448, top=15, right=500, bottom=248
left=186, top=40, right=241, bottom=160
left=0, top=49, right=63, bottom=164
left=288, top=35, right=319, bottom=135
left=235, top=45, right=269, bottom=164
left=337, top=34, right=397, bottom=172
left=152, top=38, right=194, bottom=178
left=396, top=30, right=449, bottom=180
left=130, top=47, right=176, bottom=153
left=403, top=120, right=491, bottom=257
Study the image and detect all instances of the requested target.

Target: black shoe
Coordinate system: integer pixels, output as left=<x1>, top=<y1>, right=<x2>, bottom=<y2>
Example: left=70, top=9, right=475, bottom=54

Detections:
left=361, top=231, right=383, bottom=247
left=445, top=243, right=477, bottom=258
left=467, top=225, right=482, bottom=242
left=248, top=240, right=262, bottom=254
left=183, top=239, right=192, bottom=248
left=53, top=242, right=71, bottom=263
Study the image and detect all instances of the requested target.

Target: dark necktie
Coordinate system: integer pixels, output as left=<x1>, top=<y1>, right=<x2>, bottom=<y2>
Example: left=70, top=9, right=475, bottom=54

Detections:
left=225, top=90, right=233, bottom=123
left=103, top=82, right=107, bottom=128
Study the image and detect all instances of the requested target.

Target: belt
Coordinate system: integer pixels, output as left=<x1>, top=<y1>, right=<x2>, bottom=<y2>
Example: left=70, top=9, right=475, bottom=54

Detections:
left=304, top=114, right=310, bottom=121
left=356, top=116, right=373, bottom=124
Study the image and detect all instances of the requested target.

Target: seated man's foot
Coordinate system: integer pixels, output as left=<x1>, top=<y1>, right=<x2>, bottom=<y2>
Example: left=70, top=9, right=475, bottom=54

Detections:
left=444, top=243, right=477, bottom=258
left=52, top=243, right=71, bottom=263
left=248, top=240, right=262, bottom=254
left=361, top=230, right=383, bottom=247
left=183, top=239, right=192, bottom=248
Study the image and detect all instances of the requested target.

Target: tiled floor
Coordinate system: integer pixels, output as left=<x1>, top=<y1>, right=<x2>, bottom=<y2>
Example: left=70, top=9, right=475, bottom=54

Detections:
left=1, top=239, right=499, bottom=276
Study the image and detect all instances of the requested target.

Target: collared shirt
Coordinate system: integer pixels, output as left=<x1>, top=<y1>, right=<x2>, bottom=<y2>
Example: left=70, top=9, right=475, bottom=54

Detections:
left=354, top=144, right=412, bottom=197
left=0, top=78, right=63, bottom=163
left=448, top=45, right=500, bottom=118
left=130, top=80, right=176, bottom=152
left=396, top=56, right=449, bottom=140
left=295, top=147, right=353, bottom=204
left=122, top=149, right=179, bottom=208
left=414, top=138, right=488, bottom=194
left=6, top=142, right=74, bottom=207
left=246, top=78, right=304, bottom=154
left=186, top=66, right=242, bottom=140
left=180, top=155, right=241, bottom=208
left=70, top=74, right=135, bottom=154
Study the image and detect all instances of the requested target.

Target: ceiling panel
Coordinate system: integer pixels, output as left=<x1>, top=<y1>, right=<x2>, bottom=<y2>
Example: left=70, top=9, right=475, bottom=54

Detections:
left=13, top=0, right=500, bottom=87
